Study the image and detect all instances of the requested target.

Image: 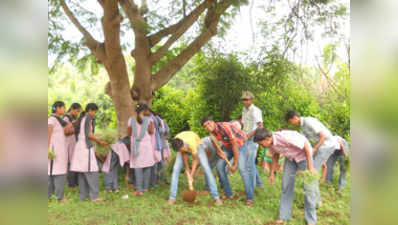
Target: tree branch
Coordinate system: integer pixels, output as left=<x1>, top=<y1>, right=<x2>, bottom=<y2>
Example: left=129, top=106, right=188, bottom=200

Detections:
left=132, top=0, right=215, bottom=58
left=97, top=0, right=104, bottom=7
left=101, top=0, right=126, bottom=61
left=140, top=0, right=149, bottom=16
left=151, top=0, right=233, bottom=90
left=119, top=0, right=146, bottom=31
left=119, top=0, right=150, bottom=58
left=60, top=0, right=106, bottom=62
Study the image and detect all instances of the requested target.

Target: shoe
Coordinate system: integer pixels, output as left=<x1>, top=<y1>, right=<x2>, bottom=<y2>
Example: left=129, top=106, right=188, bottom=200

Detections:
left=246, top=200, right=253, bottom=206
left=167, top=198, right=176, bottom=205
left=136, top=191, right=143, bottom=196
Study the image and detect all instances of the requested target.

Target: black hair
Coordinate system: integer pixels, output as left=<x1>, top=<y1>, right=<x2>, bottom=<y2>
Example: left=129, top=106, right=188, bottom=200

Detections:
left=136, top=104, right=149, bottom=124
left=253, top=128, right=273, bottom=142
left=285, top=110, right=300, bottom=122
left=200, top=117, right=213, bottom=126
left=67, top=103, right=82, bottom=112
left=136, top=104, right=149, bottom=114
left=75, top=103, right=99, bottom=138
left=237, top=115, right=242, bottom=120
left=51, top=101, right=65, bottom=113
left=170, top=138, right=184, bottom=152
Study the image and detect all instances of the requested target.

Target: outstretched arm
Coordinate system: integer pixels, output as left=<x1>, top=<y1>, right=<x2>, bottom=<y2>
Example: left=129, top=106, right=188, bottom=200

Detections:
left=182, top=151, right=191, bottom=179
left=339, top=140, right=347, bottom=156
left=48, top=125, right=53, bottom=148
left=313, top=132, right=326, bottom=153
left=304, top=142, right=316, bottom=174
left=269, top=153, right=280, bottom=184
left=190, top=153, right=199, bottom=179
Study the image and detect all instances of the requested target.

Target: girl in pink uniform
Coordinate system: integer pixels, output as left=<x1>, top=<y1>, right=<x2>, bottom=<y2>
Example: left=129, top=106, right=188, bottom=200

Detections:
left=70, top=103, right=106, bottom=202
left=48, top=101, right=73, bottom=202
left=128, top=104, right=155, bottom=196
left=63, top=103, right=82, bottom=189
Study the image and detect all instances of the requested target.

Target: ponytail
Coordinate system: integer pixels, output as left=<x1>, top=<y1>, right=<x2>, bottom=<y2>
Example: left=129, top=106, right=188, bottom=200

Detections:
left=75, top=103, right=98, bottom=139
left=67, top=102, right=82, bottom=113
left=51, top=101, right=65, bottom=113
left=136, top=104, right=149, bottom=124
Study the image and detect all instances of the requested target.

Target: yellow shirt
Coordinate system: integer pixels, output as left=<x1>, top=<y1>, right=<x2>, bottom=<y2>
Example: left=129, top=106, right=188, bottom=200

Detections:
left=174, top=131, right=202, bottom=154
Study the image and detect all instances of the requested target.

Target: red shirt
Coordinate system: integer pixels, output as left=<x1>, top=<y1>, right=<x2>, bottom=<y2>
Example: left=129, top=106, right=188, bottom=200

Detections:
left=212, top=122, right=247, bottom=149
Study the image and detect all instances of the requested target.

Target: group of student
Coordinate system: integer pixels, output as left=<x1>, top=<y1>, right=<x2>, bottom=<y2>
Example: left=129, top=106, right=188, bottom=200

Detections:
left=48, top=90, right=349, bottom=225
left=48, top=101, right=171, bottom=203
left=167, top=91, right=349, bottom=225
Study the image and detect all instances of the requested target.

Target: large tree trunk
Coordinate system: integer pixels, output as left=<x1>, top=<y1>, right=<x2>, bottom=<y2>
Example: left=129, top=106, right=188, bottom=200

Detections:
left=104, top=60, right=135, bottom=137
left=131, top=36, right=154, bottom=107
left=101, top=1, right=135, bottom=137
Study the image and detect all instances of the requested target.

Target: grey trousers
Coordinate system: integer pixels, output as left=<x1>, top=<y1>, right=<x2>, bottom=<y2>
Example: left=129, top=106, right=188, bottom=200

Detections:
left=311, top=145, right=337, bottom=205
left=279, top=159, right=318, bottom=225
left=104, top=151, right=120, bottom=190
left=48, top=174, right=66, bottom=200
left=128, top=168, right=135, bottom=185
left=150, top=164, right=158, bottom=187
left=326, top=150, right=346, bottom=189
left=78, top=172, right=99, bottom=200
left=313, top=145, right=337, bottom=170
left=67, top=163, right=78, bottom=187
left=135, top=167, right=151, bottom=192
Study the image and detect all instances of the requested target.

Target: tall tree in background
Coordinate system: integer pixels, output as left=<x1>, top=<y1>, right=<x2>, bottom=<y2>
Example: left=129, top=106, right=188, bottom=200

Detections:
left=48, top=0, right=348, bottom=136
left=50, top=0, right=248, bottom=135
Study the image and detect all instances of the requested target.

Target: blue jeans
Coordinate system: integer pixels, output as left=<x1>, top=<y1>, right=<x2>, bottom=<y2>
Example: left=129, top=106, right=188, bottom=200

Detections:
left=203, top=146, right=223, bottom=191
left=169, top=149, right=220, bottom=200
left=247, top=139, right=264, bottom=188
left=326, top=150, right=346, bottom=189
left=279, top=158, right=318, bottom=225
left=216, top=142, right=253, bottom=200
left=255, top=167, right=263, bottom=187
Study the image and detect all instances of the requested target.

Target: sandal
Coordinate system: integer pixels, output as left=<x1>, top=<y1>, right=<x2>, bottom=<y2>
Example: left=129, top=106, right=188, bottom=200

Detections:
left=59, top=198, right=69, bottom=203
left=246, top=200, right=253, bottom=206
left=214, top=198, right=223, bottom=206
left=91, top=197, right=105, bottom=202
left=167, top=198, right=176, bottom=205
left=114, top=189, right=120, bottom=193
left=221, top=194, right=236, bottom=200
left=136, top=191, right=143, bottom=196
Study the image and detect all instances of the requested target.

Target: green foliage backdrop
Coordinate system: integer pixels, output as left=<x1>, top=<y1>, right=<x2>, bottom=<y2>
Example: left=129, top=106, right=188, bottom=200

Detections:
left=49, top=47, right=350, bottom=140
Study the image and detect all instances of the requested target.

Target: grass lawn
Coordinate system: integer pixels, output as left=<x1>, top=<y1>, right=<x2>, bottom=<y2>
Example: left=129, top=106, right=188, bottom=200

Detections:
left=48, top=165, right=350, bottom=225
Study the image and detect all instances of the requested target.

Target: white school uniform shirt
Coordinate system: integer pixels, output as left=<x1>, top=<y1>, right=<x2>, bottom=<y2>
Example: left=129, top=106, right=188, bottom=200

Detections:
left=300, top=117, right=339, bottom=150
left=334, top=135, right=349, bottom=153
left=242, top=104, right=263, bottom=135
left=200, top=136, right=223, bottom=153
